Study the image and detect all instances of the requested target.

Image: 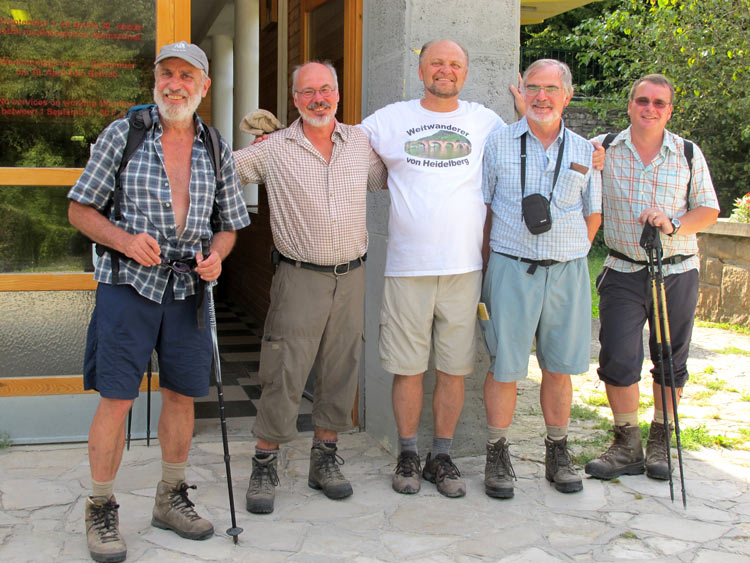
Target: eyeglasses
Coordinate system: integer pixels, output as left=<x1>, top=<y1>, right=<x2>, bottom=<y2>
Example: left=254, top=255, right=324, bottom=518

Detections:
left=160, top=257, right=193, bottom=274
left=294, top=86, right=336, bottom=99
left=633, top=97, right=671, bottom=109
left=525, top=85, right=562, bottom=95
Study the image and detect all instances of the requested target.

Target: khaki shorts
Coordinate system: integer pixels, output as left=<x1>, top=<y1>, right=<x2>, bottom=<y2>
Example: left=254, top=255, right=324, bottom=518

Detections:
left=379, top=271, right=481, bottom=376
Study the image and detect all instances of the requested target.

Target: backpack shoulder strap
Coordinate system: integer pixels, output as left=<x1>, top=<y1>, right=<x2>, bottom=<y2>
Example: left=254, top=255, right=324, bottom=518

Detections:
left=203, top=124, right=223, bottom=187
left=602, top=132, right=617, bottom=150
left=111, top=106, right=153, bottom=221
left=683, top=140, right=694, bottom=201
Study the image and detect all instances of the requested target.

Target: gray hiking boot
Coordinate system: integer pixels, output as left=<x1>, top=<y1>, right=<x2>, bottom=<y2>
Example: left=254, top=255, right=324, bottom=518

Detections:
left=308, top=443, right=353, bottom=499
left=392, top=451, right=421, bottom=494
left=646, top=420, right=674, bottom=480
left=544, top=436, right=583, bottom=493
left=246, top=454, right=280, bottom=514
left=585, top=423, right=645, bottom=480
left=422, top=453, right=466, bottom=498
left=85, top=495, right=127, bottom=563
left=151, top=481, right=214, bottom=540
left=485, top=438, right=516, bottom=499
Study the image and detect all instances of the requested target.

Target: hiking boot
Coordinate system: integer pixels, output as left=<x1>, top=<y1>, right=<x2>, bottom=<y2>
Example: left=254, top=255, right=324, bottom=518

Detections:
left=85, top=495, right=126, bottom=563
left=392, top=451, right=421, bottom=494
left=422, top=453, right=466, bottom=498
left=308, top=443, right=353, bottom=499
left=646, top=420, right=674, bottom=480
left=246, top=454, right=280, bottom=514
left=151, top=481, right=214, bottom=540
left=585, top=424, right=645, bottom=480
left=485, top=438, right=516, bottom=499
left=544, top=436, right=583, bottom=493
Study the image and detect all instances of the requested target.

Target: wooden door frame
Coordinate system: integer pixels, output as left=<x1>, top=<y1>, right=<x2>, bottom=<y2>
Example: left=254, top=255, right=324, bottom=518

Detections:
left=300, top=0, right=362, bottom=125
left=0, top=0, right=190, bottom=291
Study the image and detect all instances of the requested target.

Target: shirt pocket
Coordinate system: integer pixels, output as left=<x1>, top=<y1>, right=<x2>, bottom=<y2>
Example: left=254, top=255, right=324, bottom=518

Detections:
left=552, top=168, right=585, bottom=211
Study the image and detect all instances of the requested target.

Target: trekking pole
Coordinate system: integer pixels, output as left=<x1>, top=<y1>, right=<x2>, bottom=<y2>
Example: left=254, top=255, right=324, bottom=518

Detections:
left=126, top=407, right=133, bottom=450
left=146, top=357, right=153, bottom=446
left=640, top=223, right=687, bottom=508
left=201, top=238, right=243, bottom=544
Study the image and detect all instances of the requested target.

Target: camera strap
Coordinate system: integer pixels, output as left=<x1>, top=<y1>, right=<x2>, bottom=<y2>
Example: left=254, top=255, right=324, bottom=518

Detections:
left=520, top=130, right=566, bottom=200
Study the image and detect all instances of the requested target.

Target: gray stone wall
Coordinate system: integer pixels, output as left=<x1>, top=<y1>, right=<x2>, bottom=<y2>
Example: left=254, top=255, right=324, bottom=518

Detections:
left=361, top=0, right=520, bottom=457
left=697, top=221, right=750, bottom=327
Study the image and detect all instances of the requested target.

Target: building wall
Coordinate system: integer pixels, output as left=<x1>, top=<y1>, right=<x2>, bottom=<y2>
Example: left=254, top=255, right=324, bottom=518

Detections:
left=361, top=0, right=522, bottom=457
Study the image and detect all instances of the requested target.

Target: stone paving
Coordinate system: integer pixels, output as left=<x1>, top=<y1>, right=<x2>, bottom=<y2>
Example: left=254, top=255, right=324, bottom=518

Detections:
left=1, top=324, right=749, bottom=562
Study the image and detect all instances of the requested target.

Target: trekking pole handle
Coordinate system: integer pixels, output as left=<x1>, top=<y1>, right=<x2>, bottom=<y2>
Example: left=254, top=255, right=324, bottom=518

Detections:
left=201, top=238, right=211, bottom=260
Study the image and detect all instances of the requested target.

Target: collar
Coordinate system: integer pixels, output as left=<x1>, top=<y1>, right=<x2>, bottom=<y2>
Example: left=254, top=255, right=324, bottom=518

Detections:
left=151, top=106, right=207, bottom=141
left=285, top=117, right=347, bottom=144
left=512, top=116, right=566, bottom=145
left=620, top=126, right=679, bottom=155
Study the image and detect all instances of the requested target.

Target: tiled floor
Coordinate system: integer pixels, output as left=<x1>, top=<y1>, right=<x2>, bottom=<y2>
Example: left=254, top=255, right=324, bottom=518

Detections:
left=193, top=301, right=313, bottom=433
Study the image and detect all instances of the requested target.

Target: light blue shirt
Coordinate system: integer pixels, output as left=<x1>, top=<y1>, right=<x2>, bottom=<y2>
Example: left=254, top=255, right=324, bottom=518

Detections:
left=483, top=117, right=601, bottom=262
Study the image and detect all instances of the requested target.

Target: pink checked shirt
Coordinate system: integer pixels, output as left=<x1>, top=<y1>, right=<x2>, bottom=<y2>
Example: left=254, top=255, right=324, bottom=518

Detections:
left=234, top=118, right=386, bottom=266
left=594, top=127, right=719, bottom=276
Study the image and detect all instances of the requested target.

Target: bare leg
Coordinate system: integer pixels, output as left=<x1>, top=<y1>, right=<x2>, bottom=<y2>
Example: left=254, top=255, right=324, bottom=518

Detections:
left=88, top=397, right=134, bottom=482
left=605, top=382, right=640, bottom=415
left=392, top=373, right=424, bottom=437
left=158, top=388, right=195, bottom=463
left=484, top=372, right=517, bottom=428
left=433, top=371, right=464, bottom=438
left=540, top=370, right=572, bottom=427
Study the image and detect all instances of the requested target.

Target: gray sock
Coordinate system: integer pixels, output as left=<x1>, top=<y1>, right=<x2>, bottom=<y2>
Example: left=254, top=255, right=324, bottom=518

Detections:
left=399, top=435, right=418, bottom=455
left=432, top=436, right=453, bottom=457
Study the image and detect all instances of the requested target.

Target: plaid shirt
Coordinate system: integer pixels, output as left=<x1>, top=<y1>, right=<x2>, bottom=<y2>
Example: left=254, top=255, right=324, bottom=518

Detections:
left=593, top=127, right=719, bottom=275
left=68, top=107, right=250, bottom=303
left=483, top=117, right=602, bottom=262
left=233, top=118, right=387, bottom=265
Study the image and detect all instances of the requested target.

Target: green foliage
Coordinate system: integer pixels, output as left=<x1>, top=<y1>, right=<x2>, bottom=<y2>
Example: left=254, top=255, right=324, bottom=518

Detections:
left=0, top=432, right=11, bottom=448
left=588, top=245, right=608, bottom=318
left=713, top=346, right=750, bottom=356
left=570, top=403, right=605, bottom=421
left=679, top=424, right=738, bottom=450
left=695, top=320, right=750, bottom=335
left=729, top=192, right=750, bottom=223
left=527, top=0, right=750, bottom=216
left=583, top=391, right=610, bottom=407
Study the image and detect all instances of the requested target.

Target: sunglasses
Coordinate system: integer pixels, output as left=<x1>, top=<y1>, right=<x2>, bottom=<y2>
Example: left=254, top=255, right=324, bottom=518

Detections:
left=160, top=257, right=193, bottom=274
left=633, top=97, right=671, bottom=109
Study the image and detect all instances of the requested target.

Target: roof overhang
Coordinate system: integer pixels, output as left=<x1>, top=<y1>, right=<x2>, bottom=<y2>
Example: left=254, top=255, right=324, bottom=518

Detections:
left=521, top=0, right=601, bottom=25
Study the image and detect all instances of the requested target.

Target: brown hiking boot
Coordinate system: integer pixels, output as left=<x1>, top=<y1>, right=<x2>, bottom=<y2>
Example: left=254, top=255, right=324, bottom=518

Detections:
left=392, top=451, right=421, bottom=494
left=585, top=423, right=645, bottom=480
left=422, top=453, right=466, bottom=498
left=85, top=495, right=126, bottom=563
left=308, top=443, right=353, bottom=499
left=151, top=481, right=214, bottom=540
left=246, top=454, right=280, bottom=514
left=646, top=420, right=674, bottom=480
left=544, top=436, right=583, bottom=493
left=485, top=438, right=516, bottom=499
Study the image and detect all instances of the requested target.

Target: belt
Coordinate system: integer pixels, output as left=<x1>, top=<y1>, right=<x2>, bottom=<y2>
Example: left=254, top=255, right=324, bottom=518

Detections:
left=498, top=252, right=559, bottom=274
left=278, top=253, right=366, bottom=275
left=608, top=250, right=694, bottom=266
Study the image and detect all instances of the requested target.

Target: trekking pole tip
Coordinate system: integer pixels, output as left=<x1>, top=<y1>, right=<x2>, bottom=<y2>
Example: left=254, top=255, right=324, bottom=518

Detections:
left=227, top=526, right=243, bottom=544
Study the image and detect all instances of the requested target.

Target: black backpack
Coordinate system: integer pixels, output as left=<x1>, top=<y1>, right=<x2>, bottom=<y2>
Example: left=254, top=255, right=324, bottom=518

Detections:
left=98, top=104, right=224, bottom=284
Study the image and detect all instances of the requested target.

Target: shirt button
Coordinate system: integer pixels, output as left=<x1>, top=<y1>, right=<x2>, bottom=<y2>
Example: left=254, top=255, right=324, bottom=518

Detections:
left=164, top=202, right=171, bottom=208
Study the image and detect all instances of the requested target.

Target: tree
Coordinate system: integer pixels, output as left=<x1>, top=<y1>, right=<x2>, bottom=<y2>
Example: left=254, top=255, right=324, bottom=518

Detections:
left=567, top=0, right=750, bottom=215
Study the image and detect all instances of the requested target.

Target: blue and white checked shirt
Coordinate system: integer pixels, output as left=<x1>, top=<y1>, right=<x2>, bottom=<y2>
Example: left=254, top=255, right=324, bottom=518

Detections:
left=68, top=107, right=250, bottom=303
left=483, top=117, right=602, bottom=262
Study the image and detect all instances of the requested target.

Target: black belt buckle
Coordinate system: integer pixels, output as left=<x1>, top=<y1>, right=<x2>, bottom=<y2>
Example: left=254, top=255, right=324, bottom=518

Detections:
left=334, top=260, right=352, bottom=276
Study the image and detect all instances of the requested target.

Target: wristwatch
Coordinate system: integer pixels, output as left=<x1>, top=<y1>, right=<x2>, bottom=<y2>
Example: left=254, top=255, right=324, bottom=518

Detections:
left=668, top=217, right=681, bottom=237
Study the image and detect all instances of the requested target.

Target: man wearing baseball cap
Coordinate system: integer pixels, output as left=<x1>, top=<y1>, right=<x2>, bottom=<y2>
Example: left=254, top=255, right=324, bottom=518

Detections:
left=68, top=42, right=249, bottom=562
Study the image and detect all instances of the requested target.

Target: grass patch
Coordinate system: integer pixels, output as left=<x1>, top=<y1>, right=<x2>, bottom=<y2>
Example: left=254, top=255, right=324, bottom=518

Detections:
left=689, top=389, right=716, bottom=402
left=705, top=378, right=727, bottom=391
left=712, top=346, right=750, bottom=356
left=570, top=403, right=605, bottom=421
left=570, top=432, right=611, bottom=466
left=634, top=493, right=644, bottom=500
left=679, top=425, right=739, bottom=450
left=741, top=393, right=750, bottom=403
left=588, top=245, right=608, bottom=318
left=582, top=391, right=610, bottom=407
left=703, top=366, right=715, bottom=375
left=0, top=432, right=12, bottom=449
left=738, top=428, right=750, bottom=442
left=619, top=531, right=637, bottom=539
left=696, top=320, right=750, bottom=336
left=639, top=396, right=654, bottom=409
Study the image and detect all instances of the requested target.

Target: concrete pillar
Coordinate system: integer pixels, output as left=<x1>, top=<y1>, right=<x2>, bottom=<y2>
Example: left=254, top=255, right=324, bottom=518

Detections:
left=210, top=34, right=234, bottom=146
left=234, top=0, right=259, bottom=205
left=361, top=0, right=521, bottom=457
